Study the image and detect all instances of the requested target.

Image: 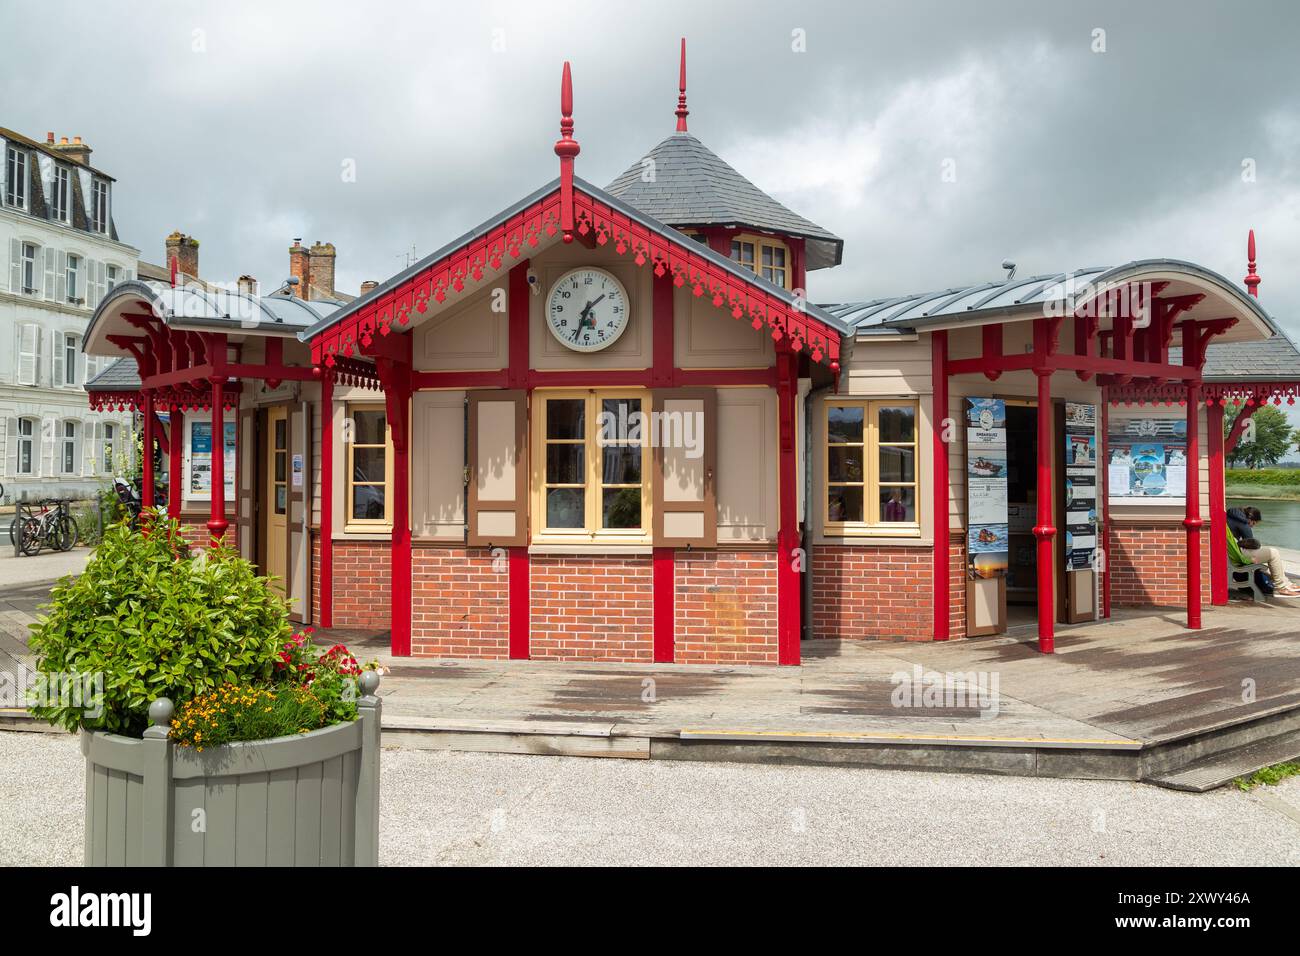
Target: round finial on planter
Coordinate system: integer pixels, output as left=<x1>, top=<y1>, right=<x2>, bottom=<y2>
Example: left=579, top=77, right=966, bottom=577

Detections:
left=359, top=671, right=380, bottom=697
left=149, top=698, right=174, bottom=727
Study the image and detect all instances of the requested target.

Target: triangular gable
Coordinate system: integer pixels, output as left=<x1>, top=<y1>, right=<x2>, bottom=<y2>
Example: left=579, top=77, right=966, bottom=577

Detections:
left=306, top=178, right=846, bottom=370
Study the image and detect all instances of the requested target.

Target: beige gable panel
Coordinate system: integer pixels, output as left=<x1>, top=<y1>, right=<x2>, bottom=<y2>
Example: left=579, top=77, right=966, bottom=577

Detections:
left=412, top=390, right=466, bottom=539
left=529, top=243, right=651, bottom=370
left=841, top=337, right=932, bottom=395
left=674, top=286, right=774, bottom=369
left=414, top=282, right=508, bottom=372
left=716, top=387, right=777, bottom=543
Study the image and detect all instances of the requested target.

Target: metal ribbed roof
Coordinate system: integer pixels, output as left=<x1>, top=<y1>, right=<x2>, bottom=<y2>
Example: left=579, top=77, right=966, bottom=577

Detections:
left=606, top=132, right=843, bottom=270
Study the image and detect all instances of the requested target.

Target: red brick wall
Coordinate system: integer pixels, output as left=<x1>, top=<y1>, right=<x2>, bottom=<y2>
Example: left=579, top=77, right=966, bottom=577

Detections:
left=949, top=531, right=967, bottom=640
left=811, top=543, right=933, bottom=641
left=331, top=539, right=391, bottom=629
left=1109, top=523, right=1211, bottom=609
left=174, top=515, right=237, bottom=551
left=529, top=554, right=653, bottom=662
left=411, top=545, right=509, bottom=658
left=674, top=550, right=778, bottom=664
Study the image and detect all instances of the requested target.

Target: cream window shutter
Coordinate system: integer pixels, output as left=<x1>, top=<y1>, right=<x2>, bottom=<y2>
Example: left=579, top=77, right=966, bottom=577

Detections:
left=651, top=388, right=717, bottom=548
left=466, top=390, right=528, bottom=547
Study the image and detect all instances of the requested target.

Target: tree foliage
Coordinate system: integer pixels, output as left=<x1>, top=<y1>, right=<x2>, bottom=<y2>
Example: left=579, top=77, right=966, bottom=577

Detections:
left=1224, top=405, right=1300, bottom=468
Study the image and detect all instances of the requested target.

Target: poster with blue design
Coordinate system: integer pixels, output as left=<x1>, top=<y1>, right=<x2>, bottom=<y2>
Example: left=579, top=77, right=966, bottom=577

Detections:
left=965, top=398, right=1008, bottom=578
left=1063, top=402, right=1098, bottom=571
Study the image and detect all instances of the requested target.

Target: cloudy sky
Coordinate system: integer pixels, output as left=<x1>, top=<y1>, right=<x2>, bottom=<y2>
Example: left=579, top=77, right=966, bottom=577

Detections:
left=6, top=0, right=1300, bottom=343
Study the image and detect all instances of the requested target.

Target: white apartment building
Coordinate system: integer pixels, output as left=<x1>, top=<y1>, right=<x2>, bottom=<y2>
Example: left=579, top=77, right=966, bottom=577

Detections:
left=0, top=128, right=137, bottom=502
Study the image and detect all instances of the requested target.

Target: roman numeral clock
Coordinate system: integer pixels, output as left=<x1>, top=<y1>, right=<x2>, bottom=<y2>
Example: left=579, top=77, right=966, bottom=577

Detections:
left=546, top=267, right=630, bottom=352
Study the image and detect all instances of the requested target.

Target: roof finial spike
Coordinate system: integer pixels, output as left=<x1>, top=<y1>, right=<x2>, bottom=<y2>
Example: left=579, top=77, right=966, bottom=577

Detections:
left=675, top=38, right=689, bottom=133
left=1245, top=228, right=1260, bottom=298
left=554, top=60, right=580, bottom=243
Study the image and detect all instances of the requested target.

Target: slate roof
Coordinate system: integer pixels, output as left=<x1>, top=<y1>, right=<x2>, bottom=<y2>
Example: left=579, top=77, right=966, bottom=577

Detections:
left=606, top=132, right=843, bottom=271
left=822, top=261, right=1275, bottom=337
left=1171, top=331, right=1300, bottom=382
left=85, top=357, right=140, bottom=392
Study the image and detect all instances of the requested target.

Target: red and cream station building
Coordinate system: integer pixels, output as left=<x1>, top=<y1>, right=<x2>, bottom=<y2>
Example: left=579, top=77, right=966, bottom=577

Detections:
left=85, top=48, right=1284, bottom=665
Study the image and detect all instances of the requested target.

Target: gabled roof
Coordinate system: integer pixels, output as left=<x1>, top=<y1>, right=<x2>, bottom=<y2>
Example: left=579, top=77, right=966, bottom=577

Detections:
left=822, top=260, right=1276, bottom=343
left=301, top=175, right=851, bottom=368
left=605, top=132, right=843, bottom=271
left=1171, top=330, right=1300, bottom=382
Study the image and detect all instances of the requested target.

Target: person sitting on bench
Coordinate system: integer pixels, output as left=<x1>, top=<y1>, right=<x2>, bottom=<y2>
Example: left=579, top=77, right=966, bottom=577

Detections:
left=1227, top=505, right=1300, bottom=596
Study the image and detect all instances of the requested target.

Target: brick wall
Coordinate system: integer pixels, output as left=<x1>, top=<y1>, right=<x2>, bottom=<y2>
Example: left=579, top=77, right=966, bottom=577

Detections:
left=529, top=554, right=653, bottom=662
left=1109, top=523, right=1211, bottom=609
left=949, top=531, right=967, bottom=640
left=674, top=550, right=778, bottom=664
left=174, top=516, right=237, bottom=552
left=811, top=543, right=934, bottom=641
left=411, top=545, right=509, bottom=658
left=331, top=539, right=391, bottom=629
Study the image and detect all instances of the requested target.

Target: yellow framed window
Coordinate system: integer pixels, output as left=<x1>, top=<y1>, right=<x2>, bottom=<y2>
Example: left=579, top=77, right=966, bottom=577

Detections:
left=825, top=398, right=919, bottom=534
left=534, top=389, right=649, bottom=542
left=347, top=404, right=393, bottom=526
left=729, top=233, right=790, bottom=289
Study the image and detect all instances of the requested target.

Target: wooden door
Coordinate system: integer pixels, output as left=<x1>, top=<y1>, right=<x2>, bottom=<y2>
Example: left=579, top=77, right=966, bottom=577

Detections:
left=264, top=406, right=289, bottom=598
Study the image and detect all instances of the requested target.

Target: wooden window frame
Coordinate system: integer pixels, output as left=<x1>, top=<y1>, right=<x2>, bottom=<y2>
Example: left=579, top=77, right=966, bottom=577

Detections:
left=729, top=232, right=790, bottom=290
left=824, top=397, right=921, bottom=538
left=16, top=417, right=35, bottom=475
left=51, top=166, right=69, bottom=223
left=102, top=422, right=115, bottom=474
left=92, top=180, right=109, bottom=233
left=20, top=243, right=38, bottom=295
left=60, top=420, right=76, bottom=474
left=530, top=388, right=652, bottom=545
left=345, top=402, right=394, bottom=531
left=5, top=147, right=27, bottom=210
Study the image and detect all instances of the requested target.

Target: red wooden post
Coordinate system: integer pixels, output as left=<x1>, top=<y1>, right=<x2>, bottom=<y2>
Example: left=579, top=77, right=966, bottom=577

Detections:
left=1207, top=400, right=1228, bottom=605
left=651, top=267, right=676, bottom=662
left=507, top=260, right=530, bottom=658
left=508, top=546, right=529, bottom=659
left=167, top=408, right=183, bottom=520
left=1034, top=366, right=1055, bottom=653
left=386, top=363, right=413, bottom=657
left=653, top=549, right=675, bottom=663
left=931, top=330, right=950, bottom=641
left=776, top=347, right=801, bottom=665
left=318, top=369, right=334, bottom=628
left=1183, top=321, right=1203, bottom=629
left=1100, top=396, right=1111, bottom=619
left=141, top=390, right=156, bottom=512
left=207, top=379, right=228, bottom=545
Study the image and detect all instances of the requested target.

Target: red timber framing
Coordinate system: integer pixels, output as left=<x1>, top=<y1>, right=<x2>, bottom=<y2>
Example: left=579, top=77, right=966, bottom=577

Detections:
left=931, top=331, right=950, bottom=642
left=935, top=283, right=1243, bottom=651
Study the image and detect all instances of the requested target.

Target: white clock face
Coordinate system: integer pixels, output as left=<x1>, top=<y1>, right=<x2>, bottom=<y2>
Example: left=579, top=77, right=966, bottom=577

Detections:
left=546, top=268, right=630, bottom=352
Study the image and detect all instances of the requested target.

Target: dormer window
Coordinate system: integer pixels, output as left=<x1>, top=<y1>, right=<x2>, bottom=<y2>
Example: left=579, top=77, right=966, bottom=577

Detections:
left=4, top=146, right=27, bottom=209
left=729, top=234, right=789, bottom=289
left=52, top=166, right=70, bottom=222
left=91, top=180, right=109, bottom=233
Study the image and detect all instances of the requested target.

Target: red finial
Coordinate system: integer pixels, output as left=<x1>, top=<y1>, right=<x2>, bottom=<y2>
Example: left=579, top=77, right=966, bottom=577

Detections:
left=169, top=254, right=178, bottom=288
left=554, top=61, right=580, bottom=243
left=675, top=38, right=689, bottom=133
left=1245, top=228, right=1260, bottom=298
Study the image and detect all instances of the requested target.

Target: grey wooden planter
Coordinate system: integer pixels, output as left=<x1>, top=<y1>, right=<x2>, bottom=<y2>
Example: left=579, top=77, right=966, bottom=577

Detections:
left=81, top=671, right=381, bottom=867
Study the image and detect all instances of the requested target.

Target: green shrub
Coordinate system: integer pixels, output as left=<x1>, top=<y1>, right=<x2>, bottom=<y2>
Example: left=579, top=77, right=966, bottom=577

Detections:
left=1225, top=468, right=1300, bottom=487
left=27, top=519, right=292, bottom=736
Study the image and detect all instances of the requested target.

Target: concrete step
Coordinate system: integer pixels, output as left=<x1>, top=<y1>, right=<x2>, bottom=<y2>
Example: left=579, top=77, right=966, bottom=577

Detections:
left=1145, top=728, right=1300, bottom=792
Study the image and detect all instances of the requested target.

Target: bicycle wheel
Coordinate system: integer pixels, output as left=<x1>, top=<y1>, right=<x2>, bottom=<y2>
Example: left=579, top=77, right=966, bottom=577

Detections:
left=54, top=514, right=78, bottom=551
left=18, top=517, right=42, bottom=556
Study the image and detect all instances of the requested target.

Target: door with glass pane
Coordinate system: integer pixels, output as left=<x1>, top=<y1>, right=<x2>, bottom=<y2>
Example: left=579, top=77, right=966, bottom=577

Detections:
left=263, top=406, right=289, bottom=598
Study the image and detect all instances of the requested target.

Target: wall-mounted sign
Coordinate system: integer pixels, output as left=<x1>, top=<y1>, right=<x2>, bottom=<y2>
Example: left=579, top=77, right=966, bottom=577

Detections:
left=291, top=453, right=304, bottom=488
left=965, top=398, right=1008, bottom=578
left=1108, top=417, right=1187, bottom=503
left=1063, top=402, right=1098, bottom=571
left=188, top=420, right=236, bottom=501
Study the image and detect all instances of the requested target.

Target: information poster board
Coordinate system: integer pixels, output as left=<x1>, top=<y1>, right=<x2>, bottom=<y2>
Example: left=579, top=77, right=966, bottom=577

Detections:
left=1063, top=402, right=1098, bottom=571
left=1107, top=418, right=1187, bottom=503
left=189, top=420, right=237, bottom=500
left=965, top=398, right=1008, bottom=578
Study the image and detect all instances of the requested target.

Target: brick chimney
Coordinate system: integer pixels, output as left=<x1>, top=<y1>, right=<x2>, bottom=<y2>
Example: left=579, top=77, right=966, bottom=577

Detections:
left=165, top=231, right=200, bottom=279
left=288, top=239, right=310, bottom=297
left=53, top=134, right=93, bottom=166
left=359, top=280, right=379, bottom=295
left=307, top=242, right=336, bottom=300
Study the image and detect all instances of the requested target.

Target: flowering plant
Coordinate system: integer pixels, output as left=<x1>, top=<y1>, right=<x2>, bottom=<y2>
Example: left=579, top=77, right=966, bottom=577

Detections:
left=169, top=683, right=327, bottom=751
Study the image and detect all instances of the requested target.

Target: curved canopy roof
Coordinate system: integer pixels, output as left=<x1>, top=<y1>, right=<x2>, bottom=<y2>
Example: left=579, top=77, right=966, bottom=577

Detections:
left=822, top=260, right=1277, bottom=344
left=85, top=279, right=346, bottom=356
left=606, top=132, right=843, bottom=271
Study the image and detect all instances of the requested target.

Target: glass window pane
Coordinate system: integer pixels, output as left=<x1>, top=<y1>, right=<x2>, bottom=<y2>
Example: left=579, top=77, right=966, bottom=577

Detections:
left=546, top=444, right=584, bottom=484
left=762, top=246, right=773, bottom=267
left=602, top=487, right=641, bottom=529
left=602, top=444, right=641, bottom=484
left=353, top=410, right=386, bottom=445
left=600, top=398, right=641, bottom=441
left=880, top=486, right=916, bottom=523
left=772, top=247, right=786, bottom=267
left=827, top=486, right=863, bottom=523
left=827, top=405, right=864, bottom=443
left=275, top=485, right=287, bottom=514
left=546, top=399, right=585, bottom=440
left=878, top=405, right=915, bottom=443
left=352, top=447, right=385, bottom=482
left=546, top=487, right=584, bottom=528
left=275, top=451, right=287, bottom=482
left=351, top=485, right=385, bottom=520
left=828, top=447, right=864, bottom=483
left=879, top=446, right=915, bottom=483
left=275, top=418, right=287, bottom=449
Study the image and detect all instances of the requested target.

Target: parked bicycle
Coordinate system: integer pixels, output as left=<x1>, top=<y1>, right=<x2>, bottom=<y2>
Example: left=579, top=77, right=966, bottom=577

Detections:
left=16, top=499, right=78, bottom=556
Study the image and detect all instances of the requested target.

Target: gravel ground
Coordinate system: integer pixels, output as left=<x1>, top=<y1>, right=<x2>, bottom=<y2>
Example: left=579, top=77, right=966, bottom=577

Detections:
left=3, top=730, right=1298, bottom=866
